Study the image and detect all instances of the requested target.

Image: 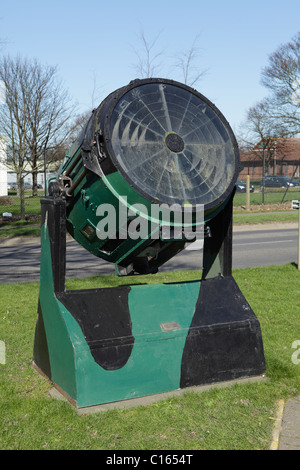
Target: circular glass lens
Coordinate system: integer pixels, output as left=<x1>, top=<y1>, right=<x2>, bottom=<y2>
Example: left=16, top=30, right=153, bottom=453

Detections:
left=109, top=82, right=236, bottom=206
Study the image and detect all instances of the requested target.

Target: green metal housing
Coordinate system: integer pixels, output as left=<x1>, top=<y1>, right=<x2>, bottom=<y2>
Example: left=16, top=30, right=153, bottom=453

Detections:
left=54, top=78, right=241, bottom=275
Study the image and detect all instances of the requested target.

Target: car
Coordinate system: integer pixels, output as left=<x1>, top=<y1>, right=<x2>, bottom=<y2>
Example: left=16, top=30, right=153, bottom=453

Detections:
left=286, top=178, right=300, bottom=187
left=261, top=176, right=282, bottom=188
left=261, top=176, right=300, bottom=188
left=7, top=183, right=17, bottom=190
left=235, top=180, right=255, bottom=193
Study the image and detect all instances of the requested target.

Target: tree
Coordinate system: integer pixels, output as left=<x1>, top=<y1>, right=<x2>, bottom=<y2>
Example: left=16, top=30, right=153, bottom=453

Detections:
left=260, top=31, right=300, bottom=136
left=0, top=56, right=29, bottom=218
left=132, top=30, right=207, bottom=89
left=0, top=55, right=75, bottom=219
left=24, top=59, right=75, bottom=195
left=135, top=31, right=207, bottom=86
left=133, top=30, right=164, bottom=78
left=174, top=35, right=208, bottom=87
left=69, top=110, right=91, bottom=141
left=238, top=99, right=293, bottom=178
left=241, top=33, right=300, bottom=177
left=0, top=56, right=75, bottom=217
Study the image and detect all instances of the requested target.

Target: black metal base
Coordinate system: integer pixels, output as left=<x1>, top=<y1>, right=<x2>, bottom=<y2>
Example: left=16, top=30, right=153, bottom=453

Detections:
left=180, top=275, right=266, bottom=387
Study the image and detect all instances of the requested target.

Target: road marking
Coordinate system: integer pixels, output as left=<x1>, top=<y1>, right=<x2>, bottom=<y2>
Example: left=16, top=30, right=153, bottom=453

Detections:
left=186, top=239, right=294, bottom=250
left=185, top=240, right=204, bottom=251
left=234, top=240, right=294, bottom=246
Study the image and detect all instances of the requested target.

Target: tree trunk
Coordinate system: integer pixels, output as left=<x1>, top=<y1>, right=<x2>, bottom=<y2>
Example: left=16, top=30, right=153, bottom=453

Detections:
left=17, top=173, right=26, bottom=220
left=32, top=168, right=38, bottom=196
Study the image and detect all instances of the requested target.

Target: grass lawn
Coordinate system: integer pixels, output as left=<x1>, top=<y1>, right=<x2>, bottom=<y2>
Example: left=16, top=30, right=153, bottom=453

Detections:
left=1, top=189, right=300, bottom=239
left=233, top=211, right=298, bottom=225
left=0, top=192, right=43, bottom=216
left=234, top=188, right=300, bottom=207
left=0, top=264, right=299, bottom=450
left=0, top=194, right=42, bottom=238
left=3, top=190, right=300, bottom=218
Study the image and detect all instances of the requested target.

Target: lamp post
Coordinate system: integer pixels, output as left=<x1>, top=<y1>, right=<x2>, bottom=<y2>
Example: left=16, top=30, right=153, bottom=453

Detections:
left=274, top=140, right=277, bottom=175
left=43, top=148, right=46, bottom=197
left=262, top=146, right=265, bottom=205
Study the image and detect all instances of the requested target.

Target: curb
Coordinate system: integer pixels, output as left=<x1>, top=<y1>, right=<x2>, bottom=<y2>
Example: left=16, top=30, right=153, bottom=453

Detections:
left=233, top=222, right=298, bottom=232
left=270, top=399, right=285, bottom=450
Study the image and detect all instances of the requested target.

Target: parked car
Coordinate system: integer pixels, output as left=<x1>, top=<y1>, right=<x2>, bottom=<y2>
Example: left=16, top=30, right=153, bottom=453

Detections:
left=235, top=180, right=255, bottom=193
left=8, top=182, right=34, bottom=191
left=285, top=178, right=300, bottom=187
left=261, top=176, right=300, bottom=188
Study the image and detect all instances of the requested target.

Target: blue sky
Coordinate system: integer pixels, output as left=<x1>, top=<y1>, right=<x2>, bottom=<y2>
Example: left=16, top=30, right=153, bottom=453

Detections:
left=1, top=0, right=300, bottom=133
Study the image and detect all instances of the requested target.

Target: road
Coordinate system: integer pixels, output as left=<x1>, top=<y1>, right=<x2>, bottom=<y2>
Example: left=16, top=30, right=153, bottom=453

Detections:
left=232, top=225, right=298, bottom=269
left=0, top=224, right=298, bottom=284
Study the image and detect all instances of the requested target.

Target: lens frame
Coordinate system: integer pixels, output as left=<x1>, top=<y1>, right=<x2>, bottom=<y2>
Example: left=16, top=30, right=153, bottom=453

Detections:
left=101, top=78, right=240, bottom=213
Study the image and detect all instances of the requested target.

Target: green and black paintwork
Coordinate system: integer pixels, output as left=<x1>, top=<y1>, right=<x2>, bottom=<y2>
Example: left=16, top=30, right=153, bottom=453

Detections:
left=33, top=79, right=265, bottom=408
left=33, top=193, right=265, bottom=408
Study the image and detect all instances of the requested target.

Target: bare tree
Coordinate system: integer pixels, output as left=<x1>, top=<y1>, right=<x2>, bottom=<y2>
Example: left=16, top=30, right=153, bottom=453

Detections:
left=68, top=110, right=91, bottom=140
left=239, top=99, right=293, bottom=174
left=89, top=70, right=104, bottom=109
left=174, top=35, right=208, bottom=87
left=133, top=30, right=164, bottom=78
left=0, top=57, right=29, bottom=218
left=0, top=55, right=75, bottom=217
left=22, top=58, right=75, bottom=195
left=241, top=101, right=276, bottom=145
left=242, top=31, right=300, bottom=169
left=132, top=30, right=208, bottom=90
left=260, top=31, right=300, bottom=136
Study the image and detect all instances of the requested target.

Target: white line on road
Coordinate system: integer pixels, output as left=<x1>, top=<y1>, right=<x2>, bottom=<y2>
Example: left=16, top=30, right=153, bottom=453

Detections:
left=186, top=239, right=294, bottom=250
left=234, top=240, right=294, bottom=246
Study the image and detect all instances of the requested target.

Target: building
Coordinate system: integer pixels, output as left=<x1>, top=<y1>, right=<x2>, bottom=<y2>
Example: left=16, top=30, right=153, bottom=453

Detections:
left=239, top=138, right=300, bottom=180
left=6, top=161, right=59, bottom=189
